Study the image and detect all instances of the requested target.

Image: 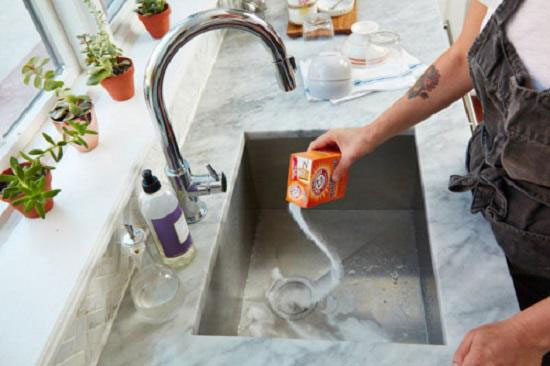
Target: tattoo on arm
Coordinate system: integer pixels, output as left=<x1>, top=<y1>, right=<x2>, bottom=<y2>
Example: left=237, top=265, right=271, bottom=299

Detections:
left=407, top=65, right=441, bottom=100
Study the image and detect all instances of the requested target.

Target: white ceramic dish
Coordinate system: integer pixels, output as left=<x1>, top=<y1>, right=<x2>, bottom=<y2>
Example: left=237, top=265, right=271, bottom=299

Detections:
left=288, top=0, right=318, bottom=25
left=307, top=52, right=352, bottom=99
left=317, top=0, right=355, bottom=17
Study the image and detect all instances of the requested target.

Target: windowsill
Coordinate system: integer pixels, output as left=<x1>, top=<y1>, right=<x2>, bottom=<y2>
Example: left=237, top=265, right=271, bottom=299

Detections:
left=0, top=2, right=222, bottom=365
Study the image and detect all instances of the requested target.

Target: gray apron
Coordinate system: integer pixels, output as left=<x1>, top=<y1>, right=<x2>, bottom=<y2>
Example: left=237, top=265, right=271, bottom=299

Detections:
left=449, top=0, right=550, bottom=286
left=448, top=2, right=550, bottom=363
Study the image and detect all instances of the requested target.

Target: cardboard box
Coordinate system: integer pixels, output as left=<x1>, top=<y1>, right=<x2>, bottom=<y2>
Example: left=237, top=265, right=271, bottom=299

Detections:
left=286, top=150, right=348, bottom=208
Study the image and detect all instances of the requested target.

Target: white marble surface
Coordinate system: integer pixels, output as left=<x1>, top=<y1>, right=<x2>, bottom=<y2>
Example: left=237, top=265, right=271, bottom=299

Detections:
left=99, top=0, right=519, bottom=364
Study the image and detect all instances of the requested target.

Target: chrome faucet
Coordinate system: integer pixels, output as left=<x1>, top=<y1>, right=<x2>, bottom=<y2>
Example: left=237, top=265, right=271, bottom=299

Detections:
left=144, top=8, right=297, bottom=223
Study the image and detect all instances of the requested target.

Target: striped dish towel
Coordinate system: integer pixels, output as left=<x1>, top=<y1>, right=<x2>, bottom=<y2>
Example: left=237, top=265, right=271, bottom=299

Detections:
left=299, top=49, right=427, bottom=104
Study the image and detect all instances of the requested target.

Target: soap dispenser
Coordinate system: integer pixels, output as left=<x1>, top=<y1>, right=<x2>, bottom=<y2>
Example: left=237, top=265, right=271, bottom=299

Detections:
left=139, top=169, right=196, bottom=268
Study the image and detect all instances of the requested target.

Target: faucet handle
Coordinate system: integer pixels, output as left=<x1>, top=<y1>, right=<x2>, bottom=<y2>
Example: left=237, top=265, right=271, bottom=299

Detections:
left=206, top=164, right=219, bottom=181
left=288, top=56, right=296, bottom=71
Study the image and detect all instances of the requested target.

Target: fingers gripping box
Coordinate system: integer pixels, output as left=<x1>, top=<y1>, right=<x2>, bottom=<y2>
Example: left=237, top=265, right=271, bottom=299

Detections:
left=286, top=150, right=349, bottom=208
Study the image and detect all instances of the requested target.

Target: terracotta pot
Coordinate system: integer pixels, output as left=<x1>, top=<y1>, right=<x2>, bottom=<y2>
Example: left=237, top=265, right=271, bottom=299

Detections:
left=138, top=4, right=171, bottom=39
left=100, top=57, right=135, bottom=101
left=52, top=107, right=99, bottom=153
left=0, top=163, right=54, bottom=219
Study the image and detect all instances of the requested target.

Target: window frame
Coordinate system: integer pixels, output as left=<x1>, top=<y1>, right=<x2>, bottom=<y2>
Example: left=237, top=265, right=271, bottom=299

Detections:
left=0, top=0, right=81, bottom=167
left=105, top=0, right=129, bottom=22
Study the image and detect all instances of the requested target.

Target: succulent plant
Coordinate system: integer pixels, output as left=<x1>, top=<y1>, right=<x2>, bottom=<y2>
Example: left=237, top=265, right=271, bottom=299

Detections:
left=78, top=0, right=131, bottom=85
left=136, top=0, right=167, bottom=16
left=0, top=127, right=97, bottom=219
left=22, top=57, right=93, bottom=122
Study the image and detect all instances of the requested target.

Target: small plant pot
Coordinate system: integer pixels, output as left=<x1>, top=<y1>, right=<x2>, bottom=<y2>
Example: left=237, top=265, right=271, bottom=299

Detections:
left=100, top=57, right=135, bottom=101
left=52, top=108, right=99, bottom=153
left=0, top=163, right=54, bottom=219
left=138, top=4, right=171, bottom=39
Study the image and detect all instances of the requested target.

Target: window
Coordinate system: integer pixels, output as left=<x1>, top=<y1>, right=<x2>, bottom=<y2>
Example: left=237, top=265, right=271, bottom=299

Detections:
left=0, top=0, right=62, bottom=138
left=101, top=0, right=128, bottom=21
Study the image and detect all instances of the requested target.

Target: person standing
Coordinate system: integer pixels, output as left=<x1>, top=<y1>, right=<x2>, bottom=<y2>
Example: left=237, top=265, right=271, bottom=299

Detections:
left=310, top=1, right=550, bottom=364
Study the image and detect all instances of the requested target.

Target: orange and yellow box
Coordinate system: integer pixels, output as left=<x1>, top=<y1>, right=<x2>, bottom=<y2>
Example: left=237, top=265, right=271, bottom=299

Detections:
left=286, top=150, right=349, bottom=208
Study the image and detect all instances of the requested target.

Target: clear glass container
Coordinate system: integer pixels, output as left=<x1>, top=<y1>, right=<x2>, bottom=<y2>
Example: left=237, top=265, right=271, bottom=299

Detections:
left=303, top=12, right=334, bottom=41
left=241, top=0, right=267, bottom=19
left=121, top=225, right=184, bottom=324
left=368, top=31, right=401, bottom=58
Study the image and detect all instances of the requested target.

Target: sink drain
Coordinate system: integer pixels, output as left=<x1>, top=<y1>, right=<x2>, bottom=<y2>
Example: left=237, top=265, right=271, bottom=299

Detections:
left=267, top=277, right=317, bottom=320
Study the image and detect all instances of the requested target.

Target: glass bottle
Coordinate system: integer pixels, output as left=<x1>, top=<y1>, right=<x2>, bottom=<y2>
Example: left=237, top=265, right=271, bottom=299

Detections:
left=121, top=224, right=184, bottom=323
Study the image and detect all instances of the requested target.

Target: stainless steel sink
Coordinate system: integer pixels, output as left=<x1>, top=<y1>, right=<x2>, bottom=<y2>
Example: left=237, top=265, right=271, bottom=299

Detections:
left=198, top=131, right=443, bottom=345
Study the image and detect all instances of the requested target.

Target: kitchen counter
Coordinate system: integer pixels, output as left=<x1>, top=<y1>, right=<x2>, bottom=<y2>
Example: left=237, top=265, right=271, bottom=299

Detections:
left=99, top=0, right=519, bottom=364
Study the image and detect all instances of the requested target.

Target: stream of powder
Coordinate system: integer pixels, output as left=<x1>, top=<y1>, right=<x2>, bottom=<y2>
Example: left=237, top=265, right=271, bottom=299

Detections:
left=288, top=203, right=343, bottom=302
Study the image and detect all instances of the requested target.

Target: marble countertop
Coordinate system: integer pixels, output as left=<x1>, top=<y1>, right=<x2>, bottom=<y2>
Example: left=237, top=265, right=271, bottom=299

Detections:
left=99, top=0, right=519, bottom=364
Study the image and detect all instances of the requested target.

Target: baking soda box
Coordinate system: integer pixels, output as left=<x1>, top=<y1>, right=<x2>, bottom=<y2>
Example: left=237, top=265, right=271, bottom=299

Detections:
left=286, top=150, right=349, bottom=208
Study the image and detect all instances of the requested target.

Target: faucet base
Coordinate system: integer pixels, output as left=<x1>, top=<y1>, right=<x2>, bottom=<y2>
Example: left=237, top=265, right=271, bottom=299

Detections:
left=186, top=200, right=207, bottom=224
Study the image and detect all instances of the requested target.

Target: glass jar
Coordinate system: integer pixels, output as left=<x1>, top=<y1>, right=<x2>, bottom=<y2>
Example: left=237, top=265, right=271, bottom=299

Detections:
left=288, top=0, right=318, bottom=25
left=368, top=31, right=401, bottom=59
left=303, top=12, right=334, bottom=41
left=241, top=0, right=267, bottom=19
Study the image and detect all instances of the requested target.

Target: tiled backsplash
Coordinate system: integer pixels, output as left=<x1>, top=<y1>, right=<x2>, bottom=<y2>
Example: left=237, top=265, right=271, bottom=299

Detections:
left=49, top=227, right=133, bottom=366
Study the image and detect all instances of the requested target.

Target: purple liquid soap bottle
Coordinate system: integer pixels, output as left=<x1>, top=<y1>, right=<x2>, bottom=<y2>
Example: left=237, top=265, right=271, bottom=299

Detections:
left=139, top=169, right=195, bottom=267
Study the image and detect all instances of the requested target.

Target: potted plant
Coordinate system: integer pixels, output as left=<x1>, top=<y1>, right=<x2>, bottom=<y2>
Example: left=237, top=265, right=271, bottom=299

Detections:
left=136, top=0, right=172, bottom=39
left=22, top=57, right=99, bottom=152
left=0, top=126, right=96, bottom=219
left=79, top=0, right=135, bottom=101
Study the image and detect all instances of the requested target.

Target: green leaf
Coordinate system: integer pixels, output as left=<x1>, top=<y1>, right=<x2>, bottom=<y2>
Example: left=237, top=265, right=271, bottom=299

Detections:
left=62, top=127, right=77, bottom=137
left=73, top=136, right=86, bottom=147
left=69, top=104, right=82, bottom=116
left=20, top=153, right=34, bottom=163
left=0, top=175, right=17, bottom=183
left=44, top=70, right=55, bottom=79
left=12, top=196, right=29, bottom=207
left=33, top=75, right=42, bottom=89
left=29, top=149, right=45, bottom=156
left=35, top=202, right=46, bottom=219
left=43, top=79, right=57, bottom=91
left=3, top=187, right=19, bottom=199
left=23, top=164, right=40, bottom=180
left=13, top=162, right=24, bottom=180
left=35, top=175, right=46, bottom=190
left=21, top=64, right=32, bottom=75
left=28, top=56, right=39, bottom=67
left=9, top=157, right=19, bottom=171
left=42, top=132, right=55, bottom=146
left=55, top=146, right=63, bottom=161
left=24, top=199, right=34, bottom=212
left=40, top=58, right=50, bottom=67
left=23, top=73, right=32, bottom=85
left=44, top=189, right=61, bottom=198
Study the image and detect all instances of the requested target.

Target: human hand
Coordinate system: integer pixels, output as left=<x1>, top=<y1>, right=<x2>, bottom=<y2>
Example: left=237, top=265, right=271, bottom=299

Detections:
left=453, top=318, right=545, bottom=366
left=308, top=126, right=378, bottom=182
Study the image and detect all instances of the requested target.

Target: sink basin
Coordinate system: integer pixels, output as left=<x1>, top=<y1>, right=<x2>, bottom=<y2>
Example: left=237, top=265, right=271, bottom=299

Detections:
left=198, top=131, right=443, bottom=345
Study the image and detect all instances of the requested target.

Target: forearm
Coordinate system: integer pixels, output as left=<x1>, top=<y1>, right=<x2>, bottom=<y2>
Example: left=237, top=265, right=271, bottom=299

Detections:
left=364, top=46, right=474, bottom=147
left=512, top=297, right=550, bottom=352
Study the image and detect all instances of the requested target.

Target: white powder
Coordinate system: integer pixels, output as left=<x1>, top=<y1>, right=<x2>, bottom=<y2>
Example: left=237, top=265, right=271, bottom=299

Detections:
left=288, top=203, right=343, bottom=302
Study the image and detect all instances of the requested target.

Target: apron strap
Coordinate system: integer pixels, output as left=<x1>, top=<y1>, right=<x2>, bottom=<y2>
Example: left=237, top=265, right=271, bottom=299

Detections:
left=494, top=0, right=524, bottom=26
left=449, top=170, right=509, bottom=220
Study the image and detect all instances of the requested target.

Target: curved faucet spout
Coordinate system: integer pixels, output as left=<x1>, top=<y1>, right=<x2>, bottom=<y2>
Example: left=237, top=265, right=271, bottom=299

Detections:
left=143, top=8, right=296, bottom=223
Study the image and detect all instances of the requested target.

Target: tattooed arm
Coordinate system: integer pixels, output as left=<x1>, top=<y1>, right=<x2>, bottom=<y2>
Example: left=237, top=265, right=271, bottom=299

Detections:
left=309, top=0, right=487, bottom=181
left=369, top=0, right=486, bottom=144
